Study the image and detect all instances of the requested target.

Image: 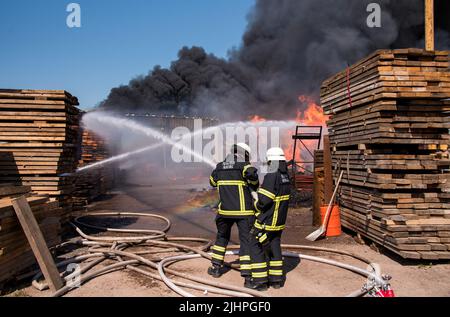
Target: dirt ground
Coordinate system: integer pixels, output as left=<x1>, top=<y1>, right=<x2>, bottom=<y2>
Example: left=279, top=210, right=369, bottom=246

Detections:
left=5, top=176, right=450, bottom=297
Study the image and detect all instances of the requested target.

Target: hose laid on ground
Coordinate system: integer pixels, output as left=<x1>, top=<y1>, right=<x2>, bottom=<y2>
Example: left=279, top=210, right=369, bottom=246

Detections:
left=75, top=212, right=172, bottom=234
left=127, top=265, right=252, bottom=297
left=32, top=255, right=105, bottom=291
left=51, top=259, right=138, bottom=297
left=91, top=247, right=265, bottom=297
left=73, top=212, right=171, bottom=242
left=226, top=244, right=377, bottom=272
left=28, top=211, right=388, bottom=297
left=73, top=224, right=240, bottom=269
left=36, top=212, right=257, bottom=297
left=158, top=254, right=210, bottom=297
left=157, top=250, right=382, bottom=297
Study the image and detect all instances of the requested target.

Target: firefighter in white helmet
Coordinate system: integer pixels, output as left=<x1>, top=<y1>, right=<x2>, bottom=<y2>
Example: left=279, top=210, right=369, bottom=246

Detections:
left=208, top=143, right=259, bottom=288
left=247, top=147, right=291, bottom=291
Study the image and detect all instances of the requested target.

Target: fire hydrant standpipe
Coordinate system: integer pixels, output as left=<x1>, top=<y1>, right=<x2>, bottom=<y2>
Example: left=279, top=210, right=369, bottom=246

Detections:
left=28, top=212, right=391, bottom=297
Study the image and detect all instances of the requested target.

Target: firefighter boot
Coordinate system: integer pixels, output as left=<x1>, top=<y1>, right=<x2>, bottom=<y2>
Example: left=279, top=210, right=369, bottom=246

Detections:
left=245, top=280, right=268, bottom=292
left=207, top=264, right=222, bottom=278
left=244, top=276, right=253, bottom=288
left=270, top=281, right=285, bottom=289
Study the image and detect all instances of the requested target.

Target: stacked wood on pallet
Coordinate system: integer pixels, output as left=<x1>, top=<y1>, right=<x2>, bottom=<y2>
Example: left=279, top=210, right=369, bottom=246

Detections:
left=0, top=185, right=61, bottom=285
left=73, top=129, right=114, bottom=211
left=313, top=150, right=324, bottom=226
left=321, top=49, right=450, bottom=260
left=0, top=89, right=81, bottom=225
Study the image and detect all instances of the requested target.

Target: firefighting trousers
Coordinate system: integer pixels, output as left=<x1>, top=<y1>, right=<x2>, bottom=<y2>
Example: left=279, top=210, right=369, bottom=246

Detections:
left=211, top=216, right=252, bottom=277
left=249, top=231, right=284, bottom=284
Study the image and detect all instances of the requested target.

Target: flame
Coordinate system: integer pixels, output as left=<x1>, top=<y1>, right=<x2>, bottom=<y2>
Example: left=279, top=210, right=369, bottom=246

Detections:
left=299, top=96, right=328, bottom=126
left=249, top=115, right=267, bottom=123
left=190, top=175, right=202, bottom=181
left=248, top=96, right=328, bottom=172
left=285, top=96, right=328, bottom=171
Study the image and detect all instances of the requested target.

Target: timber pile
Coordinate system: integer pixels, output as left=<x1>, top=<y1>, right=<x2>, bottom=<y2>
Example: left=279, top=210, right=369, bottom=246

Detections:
left=0, top=89, right=81, bottom=225
left=73, top=129, right=113, bottom=211
left=0, top=184, right=61, bottom=284
left=313, top=150, right=325, bottom=226
left=321, top=49, right=450, bottom=260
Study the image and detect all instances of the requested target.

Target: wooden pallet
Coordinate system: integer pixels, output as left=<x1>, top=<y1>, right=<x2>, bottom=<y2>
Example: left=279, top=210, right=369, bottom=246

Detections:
left=72, top=129, right=114, bottom=211
left=313, top=150, right=325, bottom=226
left=321, top=49, right=450, bottom=114
left=327, top=99, right=450, bottom=147
left=0, top=90, right=81, bottom=226
left=321, top=49, right=450, bottom=260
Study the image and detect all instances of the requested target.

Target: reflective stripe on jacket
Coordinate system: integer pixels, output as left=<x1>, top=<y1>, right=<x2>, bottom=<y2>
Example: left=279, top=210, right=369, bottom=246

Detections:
left=254, top=161, right=291, bottom=231
left=210, top=154, right=259, bottom=218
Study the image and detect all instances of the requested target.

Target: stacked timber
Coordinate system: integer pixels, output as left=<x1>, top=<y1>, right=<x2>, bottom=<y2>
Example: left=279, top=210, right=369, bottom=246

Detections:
left=0, top=89, right=81, bottom=225
left=313, top=150, right=325, bottom=226
left=321, top=49, right=450, bottom=260
left=0, top=184, right=61, bottom=285
left=79, top=129, right=109, bottom=163
left=73, top=129, right=114, bottom=211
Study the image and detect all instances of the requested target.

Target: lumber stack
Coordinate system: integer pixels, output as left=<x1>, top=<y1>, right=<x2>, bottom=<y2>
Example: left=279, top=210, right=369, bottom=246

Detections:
left=0, top=89, right=81, bottom=225
left=321, top=49, right=450, bottom=260
left=79, top=129, right=110, bottom=163
left=73, top=129, right=114, bottom=211
left=0, top=184, right=61, bottom=284
left=313, top=150, right=325, bottom=226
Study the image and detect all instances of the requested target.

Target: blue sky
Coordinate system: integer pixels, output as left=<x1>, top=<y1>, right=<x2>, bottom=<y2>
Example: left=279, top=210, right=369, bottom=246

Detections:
left=0, top=0, right=254, bottom=109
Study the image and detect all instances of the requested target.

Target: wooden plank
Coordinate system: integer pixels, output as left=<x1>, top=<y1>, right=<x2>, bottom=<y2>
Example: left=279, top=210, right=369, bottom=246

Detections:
left=425, top=0, right=435, bottom=51
left=0, top=185, right=31, bottom=197
left=320, top=49, right=450, bottom=259
left=323, top=135, right=333, bottom=203
left=313, top=150, right=324, bottom=227
left=11, top=196, right=64, bottom=292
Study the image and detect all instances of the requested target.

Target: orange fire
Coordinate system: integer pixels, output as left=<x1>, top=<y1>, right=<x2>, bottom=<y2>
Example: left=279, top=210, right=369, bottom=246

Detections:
left=248, top=95, right=328, bottom=168
left=286, top=97, right=328, bottom=168
left=298, top=96, right=329, bottom=127
left=249, top=115, right=267, bottom=123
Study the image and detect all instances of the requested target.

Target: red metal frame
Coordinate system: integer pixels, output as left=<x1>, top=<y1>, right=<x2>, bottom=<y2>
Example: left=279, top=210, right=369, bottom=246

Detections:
left=290, top=126, right=323, bottom=191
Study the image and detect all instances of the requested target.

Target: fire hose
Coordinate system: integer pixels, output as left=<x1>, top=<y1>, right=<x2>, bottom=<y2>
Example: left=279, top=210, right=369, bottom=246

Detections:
left=29, top=212, right=393, bottom=297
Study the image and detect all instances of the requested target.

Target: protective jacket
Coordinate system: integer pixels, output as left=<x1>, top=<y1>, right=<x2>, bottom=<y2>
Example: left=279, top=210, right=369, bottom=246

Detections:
left=210, top=154, right=259, bottom=218
left=254, top=161, right=291, bottom=231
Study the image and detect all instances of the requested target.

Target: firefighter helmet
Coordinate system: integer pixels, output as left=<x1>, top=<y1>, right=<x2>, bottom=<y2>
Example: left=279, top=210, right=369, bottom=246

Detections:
left=231, top=143, right=252, bottom=161
left=232, top=143, right=252, bottom=155
left=267, top=147, right=286, bottom=161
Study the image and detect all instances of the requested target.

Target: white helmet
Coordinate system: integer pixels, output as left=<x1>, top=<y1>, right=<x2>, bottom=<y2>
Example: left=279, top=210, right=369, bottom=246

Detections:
left=233, top=143, right=252, bottom=156
left=266, top=147, right=286, bottom=161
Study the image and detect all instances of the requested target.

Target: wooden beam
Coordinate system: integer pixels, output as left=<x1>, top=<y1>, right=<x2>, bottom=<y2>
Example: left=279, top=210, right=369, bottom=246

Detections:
left=425, top=0, right=435, bottom=51
left=11, top=196, right=64, bottom=292
left=323, top=135, right=333, bottom=204
left=312, top=169, right=324, bottom=226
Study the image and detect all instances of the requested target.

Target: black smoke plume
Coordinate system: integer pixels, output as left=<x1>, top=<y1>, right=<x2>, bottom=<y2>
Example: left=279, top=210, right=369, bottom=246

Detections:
left=99, top=0, right=450, bottom=120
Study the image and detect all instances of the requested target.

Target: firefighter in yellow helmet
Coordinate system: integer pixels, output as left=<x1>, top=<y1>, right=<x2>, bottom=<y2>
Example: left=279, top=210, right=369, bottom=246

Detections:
left=247, top=147, right=291, bottom=291
left=208, top=143, right=259, bottom=288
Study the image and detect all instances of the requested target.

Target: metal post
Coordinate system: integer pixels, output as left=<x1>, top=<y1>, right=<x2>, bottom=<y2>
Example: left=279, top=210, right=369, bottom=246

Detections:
left=292, top=126, right=299, bottom=190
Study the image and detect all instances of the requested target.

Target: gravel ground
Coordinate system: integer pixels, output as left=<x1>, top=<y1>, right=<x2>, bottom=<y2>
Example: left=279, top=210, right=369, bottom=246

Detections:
left=4, top=179, right=450, bottom=297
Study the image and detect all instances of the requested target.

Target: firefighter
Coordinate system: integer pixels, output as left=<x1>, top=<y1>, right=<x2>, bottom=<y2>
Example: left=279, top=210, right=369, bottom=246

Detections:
left=247, top=147, right=291, bottom=291
left=208, top=143, right=259, bottom=287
